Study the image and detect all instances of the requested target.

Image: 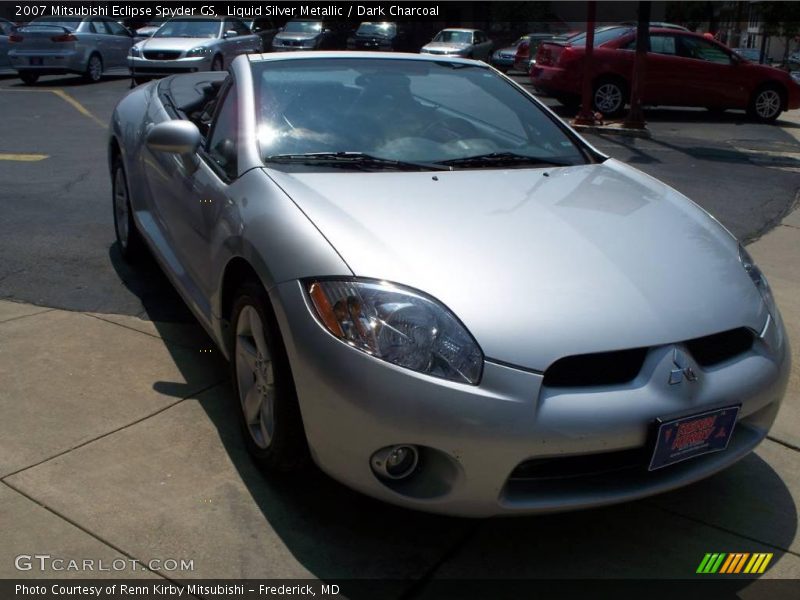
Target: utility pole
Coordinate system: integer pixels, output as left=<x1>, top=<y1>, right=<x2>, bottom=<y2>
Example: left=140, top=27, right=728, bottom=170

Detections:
left=623, top=1, right=650, bottom=130
left=573, top=0, right=597, bottom=126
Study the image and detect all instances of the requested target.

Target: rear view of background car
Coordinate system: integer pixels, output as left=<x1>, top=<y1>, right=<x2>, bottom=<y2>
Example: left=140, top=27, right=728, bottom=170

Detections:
left=9, top=16, right=134, bottom=85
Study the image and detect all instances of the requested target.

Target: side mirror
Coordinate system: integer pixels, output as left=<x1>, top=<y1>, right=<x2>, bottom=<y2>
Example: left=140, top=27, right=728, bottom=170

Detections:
left=146, top=121, right=201, bottom=172
left=278, top=27, right=283, bottom=32
left=224, top=30, right=238, bottom=38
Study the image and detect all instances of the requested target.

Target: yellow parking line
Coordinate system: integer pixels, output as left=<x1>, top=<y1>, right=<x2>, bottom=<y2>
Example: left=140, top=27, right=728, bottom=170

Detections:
left=0, top=87, right=107, bottom=129
left=0, top=153, right=49, bottom=161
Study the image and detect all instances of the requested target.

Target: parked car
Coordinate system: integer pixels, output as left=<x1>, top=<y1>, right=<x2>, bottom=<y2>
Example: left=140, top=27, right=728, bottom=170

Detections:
left=732, top=47, right=773, bottom=65
left=420, top=28, right=493, bottom=60
left=512, top=33, right=556, bottom=73
left=491, top=35, right=529, bottom=72
left=271, top=20, right=348, bottom=51
left=531, top=26, right=800, bottom=121
left=0, top=18, right=15, bottom=72
left=346, top=22, right=416, bottom=52
left=128, top=17, right=261, bottom=83
left=9, top=16, right=135, bottom=85
left=246, top=17, right=280, bottom=52
left=109, top=52, right=789, bottom=517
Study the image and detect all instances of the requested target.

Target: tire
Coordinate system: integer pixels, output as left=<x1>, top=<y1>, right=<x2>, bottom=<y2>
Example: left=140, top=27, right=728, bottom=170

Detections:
left=747, top=85, right=784, bottom=123
left=592, top=77, right=628, bottom=118
left=230, top=280, right=309, bottom=472
left=83, top=53, right=103, bottom=83
left=211, top=55, right=224, bottom=71
left=112, top=159, right=146, bottom=263
left=19, top=71, right=39, bottom=85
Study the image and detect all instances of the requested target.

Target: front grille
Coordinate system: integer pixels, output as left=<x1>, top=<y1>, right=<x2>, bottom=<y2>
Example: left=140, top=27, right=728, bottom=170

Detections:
left=509, top=448, right=648, bottom=482
left=143, top=50, right=182, bottom=60
left=685, top=328, right=754, bottom=367
left=543, top=347, right=648, bottom=388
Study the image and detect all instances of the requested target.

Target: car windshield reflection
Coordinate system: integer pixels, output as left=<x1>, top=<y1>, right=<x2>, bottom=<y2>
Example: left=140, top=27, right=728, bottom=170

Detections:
left=255, top=58, right=585, bottom=170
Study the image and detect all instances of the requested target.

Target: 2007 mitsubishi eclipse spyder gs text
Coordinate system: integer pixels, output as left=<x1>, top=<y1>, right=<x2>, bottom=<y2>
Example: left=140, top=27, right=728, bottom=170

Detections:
left=108, top=52, right=790, bottom=517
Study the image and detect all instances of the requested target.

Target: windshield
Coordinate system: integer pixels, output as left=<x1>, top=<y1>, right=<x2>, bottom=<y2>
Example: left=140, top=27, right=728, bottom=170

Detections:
left=284, top=21, right=322, bottom=34
left=254, top=58, right=585, bottom=169
left=29, top=17, right=82, bottom=30
left=154, top=19, right=220, bottom=39
left=568, top=27, right=629, bottom=47
left=357, top=22, right=397, bottom=37
left=434, top=31, right=472, bottom=44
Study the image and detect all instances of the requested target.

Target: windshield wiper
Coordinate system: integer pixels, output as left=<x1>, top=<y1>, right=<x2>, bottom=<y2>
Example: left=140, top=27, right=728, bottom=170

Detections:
left=264, top=152, right=451, bottom=172
left=437, top=152, right=574, bottom=169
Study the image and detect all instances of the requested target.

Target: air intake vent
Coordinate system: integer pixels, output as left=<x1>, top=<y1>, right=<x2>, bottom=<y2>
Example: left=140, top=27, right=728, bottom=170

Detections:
left=685, top=328, right=754, bottom=367
left=543, top=347, right=648, bottom=388
left=509, top=448, right=647, bottom=481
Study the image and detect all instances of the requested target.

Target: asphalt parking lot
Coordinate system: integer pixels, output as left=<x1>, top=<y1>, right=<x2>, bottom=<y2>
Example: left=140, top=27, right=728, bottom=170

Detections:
left=1, top=69, right=800, bottom=594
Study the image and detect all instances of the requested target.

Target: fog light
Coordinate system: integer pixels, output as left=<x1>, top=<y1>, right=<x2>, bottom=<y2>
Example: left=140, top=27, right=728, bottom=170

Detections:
left=371, top=445, right=419, bottom=480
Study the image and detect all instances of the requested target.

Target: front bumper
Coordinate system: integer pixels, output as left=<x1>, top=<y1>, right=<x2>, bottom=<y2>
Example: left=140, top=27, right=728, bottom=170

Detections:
left=271, top=280, right=790, bottom=517
left=128, top=55, right=211, bottom=76
left=9, top=50, right=85, bottom=73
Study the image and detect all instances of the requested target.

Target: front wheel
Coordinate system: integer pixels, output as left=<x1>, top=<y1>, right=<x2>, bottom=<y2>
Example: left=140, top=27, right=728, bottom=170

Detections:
left=83, top=53, right=103, bottom=83
left=19, top=71, right=39, bottom=85
left=230, top=281, right=309, bottom=471
left=112, top=160, right=146, bottom=263
left=748, top=86, right=783, bottom=123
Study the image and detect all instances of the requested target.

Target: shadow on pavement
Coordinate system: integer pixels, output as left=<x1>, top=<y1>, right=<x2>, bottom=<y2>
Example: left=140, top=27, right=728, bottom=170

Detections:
left=110, top=241, right=798, bottom=593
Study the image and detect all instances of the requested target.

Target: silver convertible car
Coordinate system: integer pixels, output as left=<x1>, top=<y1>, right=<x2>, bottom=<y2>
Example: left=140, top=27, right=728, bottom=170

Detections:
left=109, top=52, right=789, bottom=517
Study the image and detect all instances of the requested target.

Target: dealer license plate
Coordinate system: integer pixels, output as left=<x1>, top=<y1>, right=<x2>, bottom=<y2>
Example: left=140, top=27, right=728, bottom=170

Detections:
left=30, top=57, right=43, bottom=66
left=648, top=406, right=739, bottom=471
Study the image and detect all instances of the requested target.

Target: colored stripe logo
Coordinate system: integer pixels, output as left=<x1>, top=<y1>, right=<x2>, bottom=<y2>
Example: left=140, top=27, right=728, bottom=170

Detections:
left=697, top=553, right=773, bottom=574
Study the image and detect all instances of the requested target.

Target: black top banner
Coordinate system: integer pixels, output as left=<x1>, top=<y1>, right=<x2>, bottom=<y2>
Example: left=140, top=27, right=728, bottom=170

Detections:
left=0, top=1, right=717, bottom=27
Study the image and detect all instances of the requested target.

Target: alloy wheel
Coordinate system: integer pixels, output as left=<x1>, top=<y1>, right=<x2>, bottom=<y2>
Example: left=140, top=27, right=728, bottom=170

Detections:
left=235, top=305, right=275, bottom=450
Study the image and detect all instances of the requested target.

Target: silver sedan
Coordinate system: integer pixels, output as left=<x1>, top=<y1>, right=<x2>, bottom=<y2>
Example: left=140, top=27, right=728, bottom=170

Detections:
left=128, top=16, right=261, bottom=82
left=108, top=52, right=790, bottom=517
left=9, top=16, right=134, bottom=84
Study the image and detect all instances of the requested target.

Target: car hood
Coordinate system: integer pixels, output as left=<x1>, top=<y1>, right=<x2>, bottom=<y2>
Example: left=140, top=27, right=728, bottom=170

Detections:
left=266, top=159, right=767, bottom=370
left=274, top=33, right=319, bottom=42
left=139, top=37, right=216, bottom=51
left=423, top=42, right=470, bottom=51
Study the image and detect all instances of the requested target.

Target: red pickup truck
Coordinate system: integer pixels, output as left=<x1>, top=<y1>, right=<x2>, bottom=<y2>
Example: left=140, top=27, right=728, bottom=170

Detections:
left=530, top=26, right=800, bottom=122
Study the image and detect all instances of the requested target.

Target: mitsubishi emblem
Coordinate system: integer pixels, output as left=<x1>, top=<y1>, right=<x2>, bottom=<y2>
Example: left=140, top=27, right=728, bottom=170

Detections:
left=669, top=348, right=698, bottom=385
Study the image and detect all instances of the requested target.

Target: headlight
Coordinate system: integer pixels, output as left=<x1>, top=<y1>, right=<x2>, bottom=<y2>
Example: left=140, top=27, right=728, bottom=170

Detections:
left=186, top=46, right=209, bottom=57
left=306, top=279, right=483, bottom=384
left=739, top=244, right=775, bottom=311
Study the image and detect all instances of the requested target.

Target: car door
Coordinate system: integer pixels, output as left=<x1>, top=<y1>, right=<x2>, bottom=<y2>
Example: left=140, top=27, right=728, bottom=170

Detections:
left=230, top=18, right=260, bottom=55
left=674, top=34, right=745, bottom=107
left=86, top=18, right=112, bottom=65
left=620, top=34, right=685, bottom=106
left=100, top=19, right=133, bottom=68
left=0, top=20, right=11, bottom=69
left=146, top=81, right=238, bottom=308
left=476, top=31, right=492, bottom=60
